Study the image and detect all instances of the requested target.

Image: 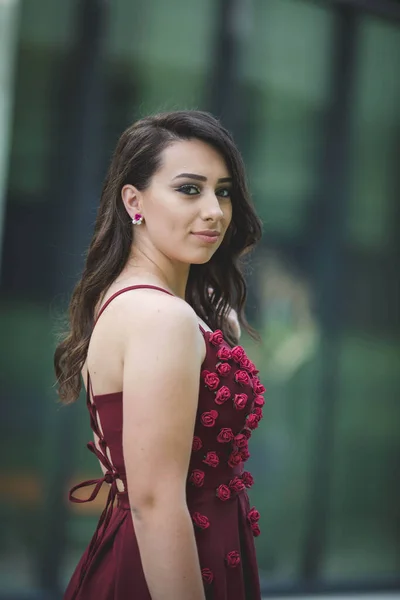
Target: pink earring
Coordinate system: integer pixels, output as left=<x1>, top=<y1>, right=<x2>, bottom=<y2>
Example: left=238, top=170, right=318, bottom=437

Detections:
left=132, top=213, right=143, bottom=225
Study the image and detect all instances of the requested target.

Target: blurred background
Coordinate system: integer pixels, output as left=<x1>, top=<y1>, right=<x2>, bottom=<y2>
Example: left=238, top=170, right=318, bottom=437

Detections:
left=0, top=0, right=399, bottom=598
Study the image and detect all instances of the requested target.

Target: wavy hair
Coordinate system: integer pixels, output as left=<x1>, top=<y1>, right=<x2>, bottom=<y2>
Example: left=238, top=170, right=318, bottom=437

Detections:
left=54, top=110, right=263, bottom=404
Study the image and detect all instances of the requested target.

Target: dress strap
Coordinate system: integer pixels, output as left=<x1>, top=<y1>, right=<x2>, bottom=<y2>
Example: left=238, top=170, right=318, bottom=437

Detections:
left=95, top=284, right=175, bottom=325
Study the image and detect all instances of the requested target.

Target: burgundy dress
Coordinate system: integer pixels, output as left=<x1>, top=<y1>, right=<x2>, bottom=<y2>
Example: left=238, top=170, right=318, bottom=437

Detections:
left=64, top=285, right=265, bottom=600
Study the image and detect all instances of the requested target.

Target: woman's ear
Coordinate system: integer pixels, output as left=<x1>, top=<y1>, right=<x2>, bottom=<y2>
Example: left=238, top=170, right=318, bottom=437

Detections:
left=121, top=184, right=142, bottom=220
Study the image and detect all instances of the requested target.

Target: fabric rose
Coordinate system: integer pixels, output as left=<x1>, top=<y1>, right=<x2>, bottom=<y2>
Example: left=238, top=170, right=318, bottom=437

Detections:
left=201, top=410, right=218, bottom=427
left=242, top=428, right=252, bottom=439
left=253, top=407, right=263, bottom=418
left=233, top=393, right=248, bottom=410
left=231, top=346, right=245, bottom=363
left=241, top=471, right=254, bottom=489
left=217, top=346, right=232, bottom=361
left=203, top=371, right=220, bottom=391
left=216, top=484, right=231, bottom=501
left=251, top=523, right=261, bottom=537
left=201, top=568, right=214, bottom=584
left=217, top=427, right=234, bottom=443
left=253, top=379, right=266, bottom=395
left=240, top=357, right=256, bottom=373
left=203, top=451, right=219, bottom=468
left=226, top=550, right=241, bottom=567
left=229, top=476, right=245, bottom=493
left=246, top=413, right=260, bottom=430
left=189, top=469, right=205, bottom=487
left=228, top=450, right=243, bottom=468
left=192, top=512, right=210, bottom=529
left=216, top=362, right=231, bottom=377
left=209, top=330, right=224, bottom=346
left=240, top=447, right=250, bottom=461
left=254, top=395, right=265, bottom=408
left=234, top=370, right=251, bottom=386
left=192, top=436, right=203, bottom=452
left=234, top=433, right=248, bottom=448
left=247, top=507, right=260, bottom=524
left=214, top=386, right=231, bottom=405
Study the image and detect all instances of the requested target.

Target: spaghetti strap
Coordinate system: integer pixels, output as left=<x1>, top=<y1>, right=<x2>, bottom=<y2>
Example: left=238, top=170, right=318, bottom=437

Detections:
left=95, top=284, right=175, bottom=325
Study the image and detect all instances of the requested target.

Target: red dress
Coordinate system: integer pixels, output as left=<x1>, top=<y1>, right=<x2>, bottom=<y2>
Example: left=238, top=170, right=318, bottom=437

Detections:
left=64, top=285, right=265, bottom=600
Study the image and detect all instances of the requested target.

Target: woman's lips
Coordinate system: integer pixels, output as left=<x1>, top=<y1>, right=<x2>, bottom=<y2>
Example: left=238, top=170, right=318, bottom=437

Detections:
left=191, top=233, right=220, bottom=243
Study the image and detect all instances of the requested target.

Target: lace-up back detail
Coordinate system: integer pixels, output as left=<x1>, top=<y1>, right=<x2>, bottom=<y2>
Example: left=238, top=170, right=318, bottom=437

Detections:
left=85, top=375, right=125, bottom=492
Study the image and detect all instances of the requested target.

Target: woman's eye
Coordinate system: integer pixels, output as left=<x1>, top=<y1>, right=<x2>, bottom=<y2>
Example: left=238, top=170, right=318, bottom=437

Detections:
left=217, top=188, right=232, bottom=198
left=177, top=185, right=232, bottom=199
left=178, top=184, right=200, bottom=195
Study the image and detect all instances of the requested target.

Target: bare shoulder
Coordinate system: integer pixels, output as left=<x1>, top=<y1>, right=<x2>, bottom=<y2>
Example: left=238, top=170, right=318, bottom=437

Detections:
left=113, top=287, right=197, bottom=331
left=92, top=286, right=203, bottom=362
left=91, top=286, right=200, bottom=345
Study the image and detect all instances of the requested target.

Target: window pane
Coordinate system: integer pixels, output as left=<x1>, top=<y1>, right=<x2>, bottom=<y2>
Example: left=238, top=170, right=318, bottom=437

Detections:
left=239, top=0, right=334, bottom=583
left=0, top=0, right=80, bottom=594
left=240, top=0, right=333, bottom=238
left=107, top=0, right=217, bottom=115
left=325, top=15, right=400, bottom=580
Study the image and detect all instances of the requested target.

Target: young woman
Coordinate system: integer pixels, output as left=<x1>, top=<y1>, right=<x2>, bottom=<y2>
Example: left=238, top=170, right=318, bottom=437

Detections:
left=55, top=110, right=265, bottom=600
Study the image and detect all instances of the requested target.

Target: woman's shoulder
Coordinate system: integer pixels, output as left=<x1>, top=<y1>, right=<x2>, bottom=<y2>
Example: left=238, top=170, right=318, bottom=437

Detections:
left=94, top=278, right=199, bottom=337
left=112, top=284, right=205, bottom=373
left=86, top=279, right=204, bottom=393
left=123, top=290, right=198, bottom=336
left=94, top=279, right=179, bottom=319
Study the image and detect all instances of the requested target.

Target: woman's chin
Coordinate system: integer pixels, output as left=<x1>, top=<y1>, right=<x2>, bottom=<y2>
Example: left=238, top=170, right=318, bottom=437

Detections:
left=191, top=257, right=213, bottom=265
left=188, top=249, right=216, bottom=265
left=173, top=247, right=217, bottom=266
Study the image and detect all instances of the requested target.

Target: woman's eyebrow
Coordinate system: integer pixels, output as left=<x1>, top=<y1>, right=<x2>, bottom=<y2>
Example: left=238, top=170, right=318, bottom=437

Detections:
left=172, top=173, right=232, bottom=183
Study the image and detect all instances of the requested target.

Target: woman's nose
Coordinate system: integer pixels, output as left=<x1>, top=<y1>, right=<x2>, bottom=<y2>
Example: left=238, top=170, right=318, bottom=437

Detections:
left=202, top=193, right=224, bottom=219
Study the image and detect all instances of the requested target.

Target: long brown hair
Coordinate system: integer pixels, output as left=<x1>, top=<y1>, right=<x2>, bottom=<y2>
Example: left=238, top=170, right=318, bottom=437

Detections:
left=54, top=110, right=263, bottom=404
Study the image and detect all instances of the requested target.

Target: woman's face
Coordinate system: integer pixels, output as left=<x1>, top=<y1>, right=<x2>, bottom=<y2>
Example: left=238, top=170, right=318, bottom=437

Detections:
left=124, top=138, right=233, bottom=266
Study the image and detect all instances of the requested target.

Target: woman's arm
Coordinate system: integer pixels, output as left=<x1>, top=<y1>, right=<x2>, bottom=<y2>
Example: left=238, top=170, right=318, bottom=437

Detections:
left=121, top=292, right=206, bottom=600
